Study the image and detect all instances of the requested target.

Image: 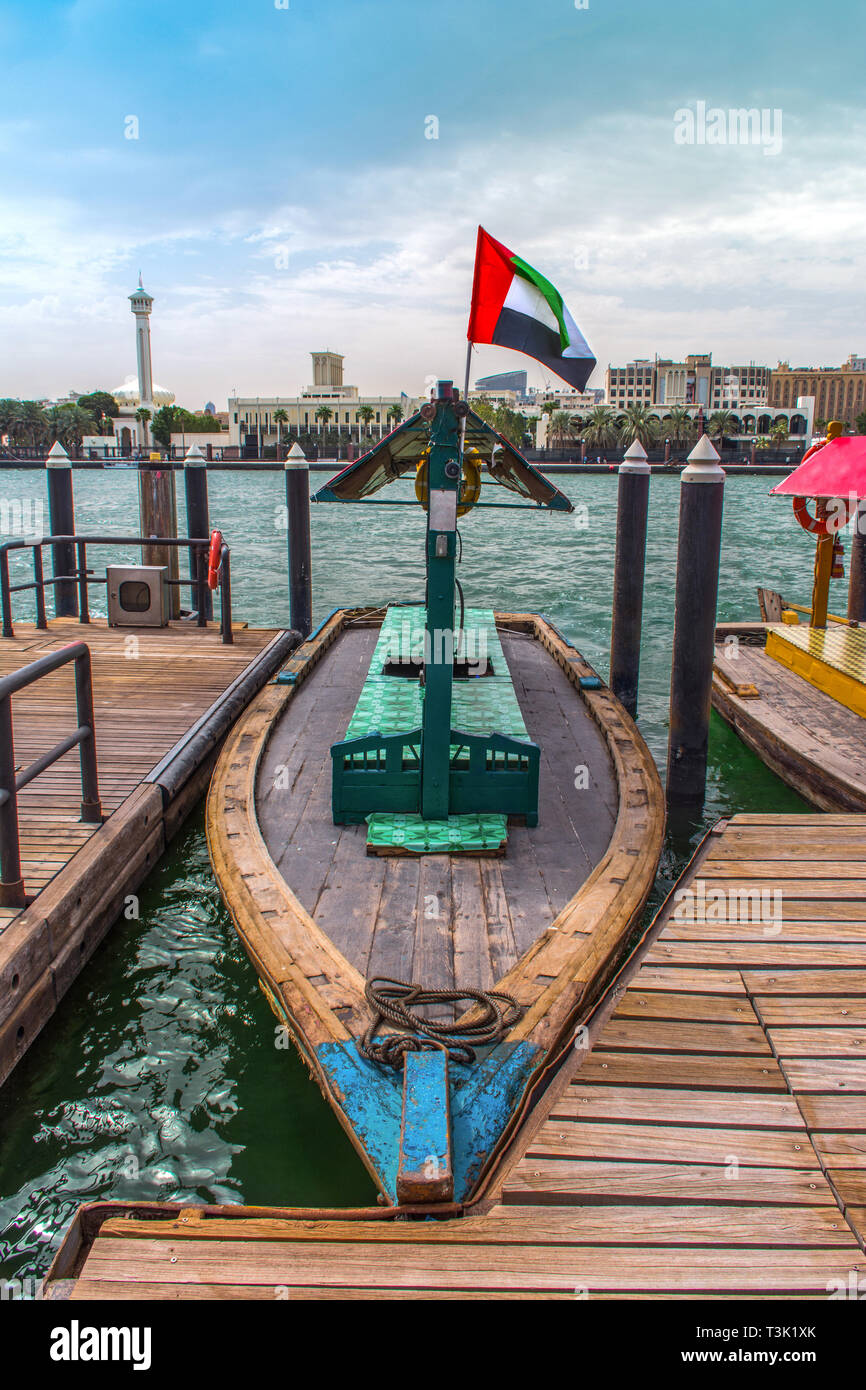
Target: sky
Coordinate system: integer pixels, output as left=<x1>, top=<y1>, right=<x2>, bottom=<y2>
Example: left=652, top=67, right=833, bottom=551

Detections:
left=1, top=0, right=865, bottom=408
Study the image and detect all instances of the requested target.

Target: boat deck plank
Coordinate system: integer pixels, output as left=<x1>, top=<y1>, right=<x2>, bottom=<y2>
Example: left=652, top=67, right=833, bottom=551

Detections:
left=254, top=624, right=619, bottom=1006
left=53, top=812, right=866, bottom=1299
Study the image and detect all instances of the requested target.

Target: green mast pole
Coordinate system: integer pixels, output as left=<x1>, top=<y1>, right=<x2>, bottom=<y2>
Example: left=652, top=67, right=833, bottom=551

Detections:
left=420, top=380, right=462, bottom=820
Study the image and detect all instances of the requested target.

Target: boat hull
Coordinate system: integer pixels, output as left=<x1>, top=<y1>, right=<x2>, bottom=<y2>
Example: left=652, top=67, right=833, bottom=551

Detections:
left=207, top=607, right=665, bottom=1203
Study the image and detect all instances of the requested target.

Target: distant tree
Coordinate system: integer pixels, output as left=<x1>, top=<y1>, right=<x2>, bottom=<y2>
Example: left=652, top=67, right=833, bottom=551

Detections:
left=272, top=408, right=288, bottom=454
left=855, top=411, right=866, bottom=435
left=76, top=391, right=119, bottom=435
left=708, top=409, right=738, bottom=445
left=357, top=404, right=375, bottom=438
left=549, top=410, right=573, bottom=445
left=582, top=405, right=617, bottom=449
left=44, top=403, right=96, bottom=451
left=386, top=403, right=404, bottom=429
left=315, top=405, right=333, bottom=433
left=770, top=419, right=790, bottom=443
left=135, top=406, right=152, bottom=447
left=666, top=407, right=694, bottom=444
left=619, top=404, right=660, bottom=449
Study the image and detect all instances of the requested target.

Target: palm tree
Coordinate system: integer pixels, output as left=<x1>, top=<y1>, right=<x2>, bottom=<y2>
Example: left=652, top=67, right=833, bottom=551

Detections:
left=770, top=419, right=790, bottom=444
left=357, top=404, right=375, bottom=440
left=568, top=414, right=586, bottom=438
left=708, top=409, right=738, bottom=445
left=582, top=405, right=617, bottom=450
left=272, top=408, right=288, bottom=457
left=19, top=401, right=47, bottom=449
left=315, top=405, right=333, bottom=435
left=618, top=404, right=660, bottom=449
left=135, top=406, right=152, bottom=449
left=549, top=411, right=572, bottom=446
left=666, top=407, right=693, bottom=445
left=386, top=403, right=403, bottom=430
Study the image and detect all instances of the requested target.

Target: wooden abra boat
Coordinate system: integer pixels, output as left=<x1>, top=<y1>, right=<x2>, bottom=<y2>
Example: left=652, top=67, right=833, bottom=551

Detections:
left=712, top=428, right=866, bottom=812
left=207, top=385, right=664, bottom=1206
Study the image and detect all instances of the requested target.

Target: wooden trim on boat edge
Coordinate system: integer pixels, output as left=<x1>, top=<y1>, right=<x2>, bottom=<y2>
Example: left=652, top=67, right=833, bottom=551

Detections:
left=205, top=608, right=665, bottom=1198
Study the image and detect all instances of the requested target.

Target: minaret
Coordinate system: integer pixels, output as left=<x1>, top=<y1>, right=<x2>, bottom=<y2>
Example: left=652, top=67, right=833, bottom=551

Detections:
left=129, top=274, right=154, bottom=444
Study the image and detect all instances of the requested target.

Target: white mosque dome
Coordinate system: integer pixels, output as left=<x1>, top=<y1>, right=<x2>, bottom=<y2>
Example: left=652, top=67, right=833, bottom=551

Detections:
left=111, top=378, right=176, bottom=408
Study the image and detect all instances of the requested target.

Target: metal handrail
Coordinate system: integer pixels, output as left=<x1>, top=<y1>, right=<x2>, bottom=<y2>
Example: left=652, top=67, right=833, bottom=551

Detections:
left=0, top=642, right=102, bottom=908
left=0, top=534, right=232, bottom=643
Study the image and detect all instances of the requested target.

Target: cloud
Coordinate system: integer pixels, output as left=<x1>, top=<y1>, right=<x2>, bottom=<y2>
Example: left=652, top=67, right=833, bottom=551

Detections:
left=1, top=103, right=865, bottom=402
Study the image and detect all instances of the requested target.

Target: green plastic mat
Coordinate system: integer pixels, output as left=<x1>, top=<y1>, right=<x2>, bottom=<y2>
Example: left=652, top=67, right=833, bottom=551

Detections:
left=347, top=605, right=527, bottom=746
left=366, top=812, right=509, bottom=854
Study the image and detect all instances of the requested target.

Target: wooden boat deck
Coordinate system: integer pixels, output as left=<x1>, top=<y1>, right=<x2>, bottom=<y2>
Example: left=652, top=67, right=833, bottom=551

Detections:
left=47, top=812, right=866, bottom=1299
left=713, top=623, right=866, bottom=811
left=256, top=623, right=619, bottom=1001
left=0, top=617, right=291, bottom=1084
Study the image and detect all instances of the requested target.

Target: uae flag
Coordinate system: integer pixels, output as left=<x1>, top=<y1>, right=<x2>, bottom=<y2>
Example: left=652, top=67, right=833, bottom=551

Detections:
left=467, top=226, right=596, bottom=391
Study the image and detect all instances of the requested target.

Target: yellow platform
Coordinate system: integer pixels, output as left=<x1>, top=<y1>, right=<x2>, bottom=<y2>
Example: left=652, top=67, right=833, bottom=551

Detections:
left=765, top=622, right=866, bottom=718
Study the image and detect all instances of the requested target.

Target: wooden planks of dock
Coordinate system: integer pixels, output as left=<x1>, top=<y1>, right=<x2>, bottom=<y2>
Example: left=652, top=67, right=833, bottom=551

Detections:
left=45, top=811, right=866, bottom=1299
left=0, top=617, right=294, bottom=1085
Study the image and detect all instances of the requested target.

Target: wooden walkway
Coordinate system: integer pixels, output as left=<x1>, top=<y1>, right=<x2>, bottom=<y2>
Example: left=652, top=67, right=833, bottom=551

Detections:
left=46, top=812, right=866, bottom=1299
left=0, top=617, right=291, bottom=1084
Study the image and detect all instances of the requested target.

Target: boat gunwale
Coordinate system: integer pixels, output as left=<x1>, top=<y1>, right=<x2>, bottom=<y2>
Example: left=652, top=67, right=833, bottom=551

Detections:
left=205, top=606, right=665, bottom=1195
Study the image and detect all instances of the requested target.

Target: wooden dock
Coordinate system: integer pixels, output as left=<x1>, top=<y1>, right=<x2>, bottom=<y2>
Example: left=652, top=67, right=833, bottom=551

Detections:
left=0, top=617, right=298, bottom=1086
left=45, top=811, right=866, bottom=1299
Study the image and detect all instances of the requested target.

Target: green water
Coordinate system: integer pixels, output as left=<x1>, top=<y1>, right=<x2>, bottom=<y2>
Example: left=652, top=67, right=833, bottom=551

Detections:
left=0, top=467, right=826, bottom=1284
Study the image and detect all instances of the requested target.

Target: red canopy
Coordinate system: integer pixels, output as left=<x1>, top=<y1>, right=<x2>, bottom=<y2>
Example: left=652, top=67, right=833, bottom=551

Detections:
left=772, top=436, right=866, bottom=499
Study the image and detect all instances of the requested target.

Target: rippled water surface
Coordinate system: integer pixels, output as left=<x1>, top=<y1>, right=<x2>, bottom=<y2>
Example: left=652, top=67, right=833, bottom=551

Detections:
left=0, top=465, right=828, bottom=1283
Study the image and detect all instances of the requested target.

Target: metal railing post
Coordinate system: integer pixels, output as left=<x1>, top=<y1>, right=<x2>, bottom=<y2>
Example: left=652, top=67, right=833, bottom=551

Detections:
left=76, top=541, right=90, bottom=623
left=33, top=546, right=47, bottom=629
left=1, top=548, right=14, bottom=639
left=219, top=545, right=233, bottom=644
left=74, top=647, right=102, bottom=823
left=0, top=694, right=25, bottom=907
left=195, top=546, right=208, bottom=627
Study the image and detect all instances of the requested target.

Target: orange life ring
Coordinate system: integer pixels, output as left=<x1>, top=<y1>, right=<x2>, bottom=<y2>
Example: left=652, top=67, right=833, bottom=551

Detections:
left=792, top=496, right=828, bottom=535
left=793, top=495, right=855, bottom=536
left=207, top=530, right=223, bottom=590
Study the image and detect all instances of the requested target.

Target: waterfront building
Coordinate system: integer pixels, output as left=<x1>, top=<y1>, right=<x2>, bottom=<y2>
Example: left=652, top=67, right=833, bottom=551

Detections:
left=605, top=352, right=809, bottom=438
left=227, top=351, right=423, bottom=451
left=474, top=370, right=528, bottom=395
left=769, top=355, right=866, bottom=426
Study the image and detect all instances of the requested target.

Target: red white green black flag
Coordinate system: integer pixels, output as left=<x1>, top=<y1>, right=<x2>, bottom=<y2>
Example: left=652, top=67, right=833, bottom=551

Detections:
left=467, top=226, right=596, bottom=391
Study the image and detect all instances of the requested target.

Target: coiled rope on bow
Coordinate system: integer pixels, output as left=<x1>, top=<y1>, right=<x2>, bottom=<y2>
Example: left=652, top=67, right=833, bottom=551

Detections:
left=359, top=976, right=525, bottom=1069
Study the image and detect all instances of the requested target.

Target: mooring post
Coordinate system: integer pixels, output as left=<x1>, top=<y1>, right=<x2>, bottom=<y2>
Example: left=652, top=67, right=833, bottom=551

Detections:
left=285, top=441, right=312, bottom=637
left=609, top=439, right=650, bottom=719
left=848, top=503, right=866, bottom=622
left=666, top=434, right=726, bottom=810
left=138, top=452, right=180, bottom=617
left=183, top=443, right=212, bottom=621
left=45, top=440, right=78, bottom=619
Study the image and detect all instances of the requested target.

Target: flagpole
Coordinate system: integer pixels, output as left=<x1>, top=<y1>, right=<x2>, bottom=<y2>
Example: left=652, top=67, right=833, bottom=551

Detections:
left=459, top=340, right=472, bottom=463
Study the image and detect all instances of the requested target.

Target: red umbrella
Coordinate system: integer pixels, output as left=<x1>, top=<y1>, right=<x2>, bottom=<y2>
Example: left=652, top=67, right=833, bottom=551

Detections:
left=772, top=436, right=866, bottom=499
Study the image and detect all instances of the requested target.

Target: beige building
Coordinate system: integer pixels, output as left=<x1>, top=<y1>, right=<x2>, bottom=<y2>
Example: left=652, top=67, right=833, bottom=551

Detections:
left=769, top=355, right=866, bottom=426
left=228, top=352, right=423, bottom=449
left=604, top=352, right=809, bottom=438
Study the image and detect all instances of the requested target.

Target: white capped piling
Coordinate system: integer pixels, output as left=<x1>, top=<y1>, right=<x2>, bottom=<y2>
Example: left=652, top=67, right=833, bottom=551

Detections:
left=46, top=441, right=78, bottom=618
left=285, top=442, right=312, bottom=637
left=609, top=439, right=650, bottom=719
left=666, top=434, right=726, bottom=809
left=183, top=444, right=212, bottom=621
